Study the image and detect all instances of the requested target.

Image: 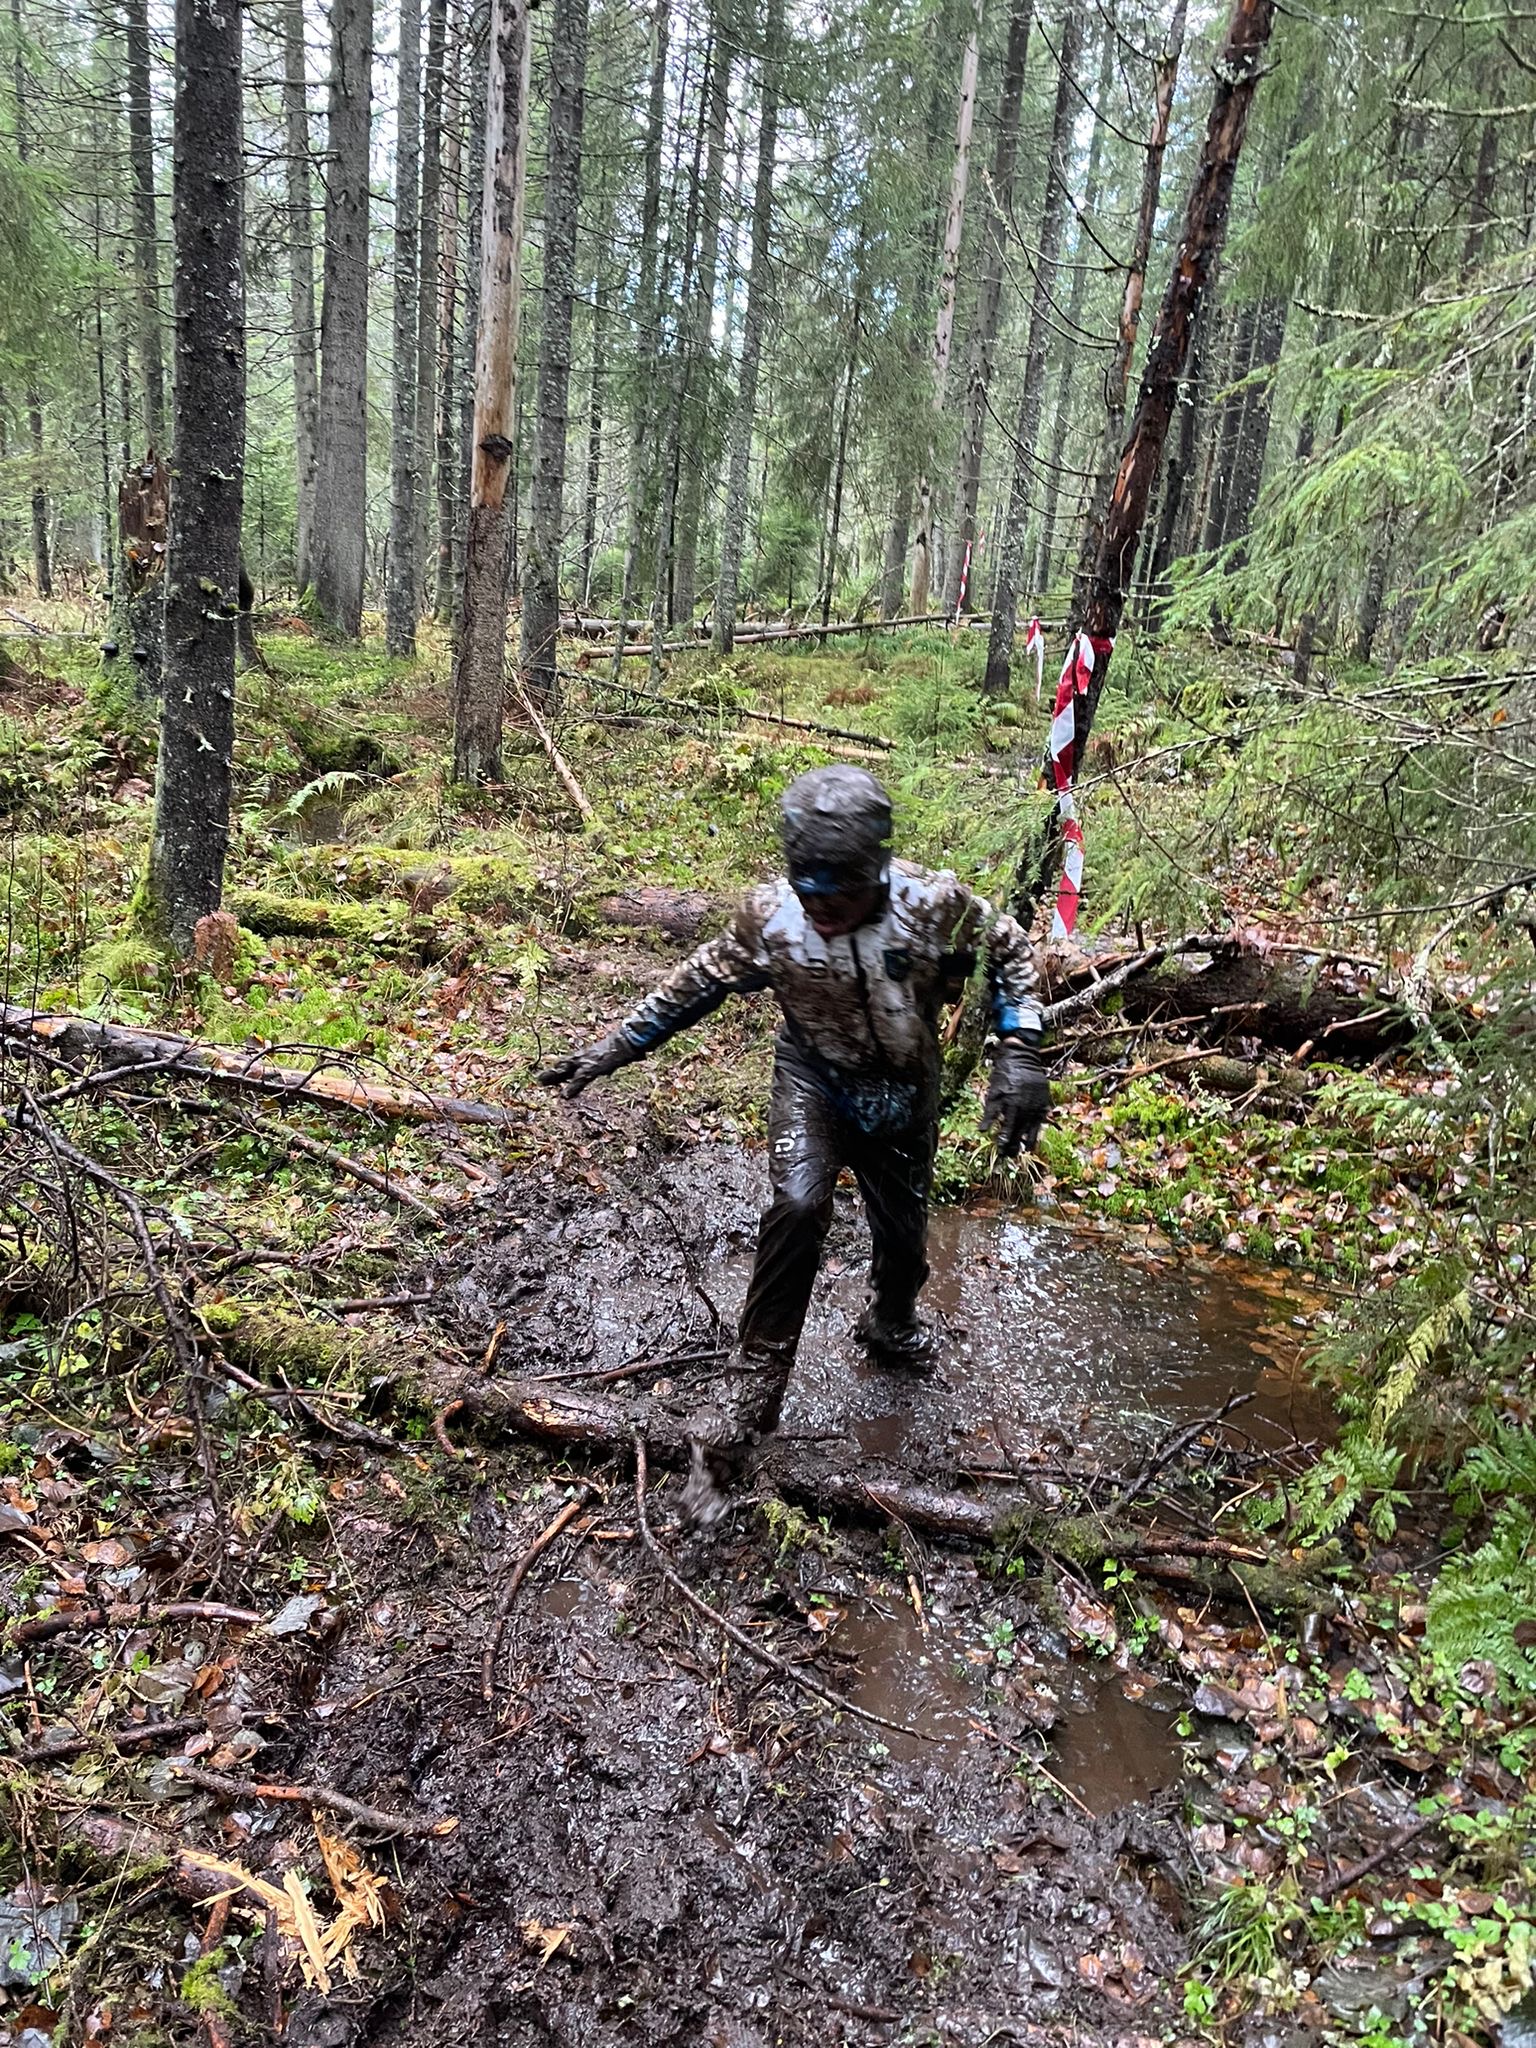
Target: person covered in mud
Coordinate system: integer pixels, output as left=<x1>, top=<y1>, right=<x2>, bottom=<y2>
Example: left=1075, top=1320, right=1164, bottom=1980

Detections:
left=537, top=765, right=1048, bottom=1512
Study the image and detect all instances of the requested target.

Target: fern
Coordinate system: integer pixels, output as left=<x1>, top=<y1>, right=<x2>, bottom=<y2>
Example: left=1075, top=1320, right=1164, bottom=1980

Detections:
left=1426, top=1503, right=1536, bottom=1690
left=1288, top=1424, right=1410, bottom=1544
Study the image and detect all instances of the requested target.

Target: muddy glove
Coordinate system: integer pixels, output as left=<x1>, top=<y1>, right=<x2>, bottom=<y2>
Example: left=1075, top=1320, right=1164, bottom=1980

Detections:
left=536, top=1032, right=636, bottom=1099
left=980, top=1032, right=1050, bottom=1157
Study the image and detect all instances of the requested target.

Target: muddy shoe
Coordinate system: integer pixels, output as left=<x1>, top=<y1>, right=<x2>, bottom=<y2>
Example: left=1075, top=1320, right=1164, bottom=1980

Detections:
left=679, top=1439, right=735, bottom=1530
left=670, top=1346, right=790, bottom=1530
left=854, top=1307, right=938, bottom=1374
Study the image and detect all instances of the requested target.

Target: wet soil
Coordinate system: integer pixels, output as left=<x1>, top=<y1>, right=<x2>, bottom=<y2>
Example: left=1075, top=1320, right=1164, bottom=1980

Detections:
left=248, top=1139, right=1321, bottom=2045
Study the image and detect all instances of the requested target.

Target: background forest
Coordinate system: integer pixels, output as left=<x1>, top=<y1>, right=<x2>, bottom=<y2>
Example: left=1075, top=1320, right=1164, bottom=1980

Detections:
left=3, top=0, right=1536, bottom=2038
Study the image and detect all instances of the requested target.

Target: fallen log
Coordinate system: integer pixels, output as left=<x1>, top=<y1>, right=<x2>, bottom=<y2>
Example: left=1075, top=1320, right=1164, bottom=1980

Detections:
left=514, top=679, right=598, bottom=825
left=566, top=611, right=1017, bottom=656
left=570, top=669, right=896, bottom=751
left=1, top=1005, right=514, bottom=1127
left=224, top=889, right=444, bottom=959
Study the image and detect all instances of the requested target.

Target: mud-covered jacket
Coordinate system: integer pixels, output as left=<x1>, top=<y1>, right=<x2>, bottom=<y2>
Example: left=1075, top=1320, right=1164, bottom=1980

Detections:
left=611, top=861, right=1043, bottom=1085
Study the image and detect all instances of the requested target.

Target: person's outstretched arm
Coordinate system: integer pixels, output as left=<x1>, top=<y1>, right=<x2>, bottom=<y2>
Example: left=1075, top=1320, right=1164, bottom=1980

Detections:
left=537, top=888, right=775, bottom=1098
left=965, top=892, right=1049, bottom=1157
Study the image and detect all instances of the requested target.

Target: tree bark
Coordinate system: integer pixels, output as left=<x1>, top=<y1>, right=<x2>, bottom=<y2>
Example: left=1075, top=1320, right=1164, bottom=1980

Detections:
left=578, top=254, right=608, bottom=608
left=943, top=0, right=1034, bottom=617
left=386, top=0, right=424, bottom=655
left=610, top=0, right=671, bottom=672
left=146, top=0, right=244, bottom=954
left=714, top=0, right=783, bottom=655
left=1199, top=301, right=1257, bottom=552
left=415, top=0, right=448, bottom=605
left=1031, top=6, right=1115, bottom=594
left=878, top=491, right=910, bottom=621
left=981, top=0, right=1084, bottom=695
left=911, top=0, right=982, bottom=619
left=122, top=0, right=167, bottom=448
left=450, top=0, right=533, bottom=781
left=281, top=0, right=320, bottom=595
left=1022, top=0, right=1278, bottom=925
left=434, top=8, right=467, bottom=622
left=1220, top=294, right=1287, bottom=555
left=1462, top=116, right=1498, bottom=272
left=309, top=0, right=373, bottom=639
left=1074, top=0, right=1187, bottom=615
left=10, top=0, right=51, bottom=600
left=820, top=276, right=864, bottom=634
left=671, top=0, right=733, bottom=627
left=520, top=0, right=589, bottom=703
left=107, top=451, right=168, bottom=697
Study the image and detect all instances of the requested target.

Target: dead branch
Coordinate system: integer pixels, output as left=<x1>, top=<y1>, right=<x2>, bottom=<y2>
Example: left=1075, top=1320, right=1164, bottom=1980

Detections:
left=633, top=1438, right=930, bottom=1743
left=1319, top=1814, right=1442, bottom=1902
left=218, top=1102, right=442, bottom=1223
left=1042, top=933, right=1230, bottom=1025
left=1113, top=1392, right=1255, bottom=1504
left=515, top=679, right=597, bottom=823
left=480, top=1491, right=595, bottom=1702
left=170, top=1762, right=457, bottom=1839
left=570, top=669, right=896, bottom=750
left=1, top=1004, right=513, bottom=1126
left=14, top=1601, right=262, bottom=1646
left=215, top=1354, right=400, bottom=1453
left=16, top=1713, right=207, bottom=1768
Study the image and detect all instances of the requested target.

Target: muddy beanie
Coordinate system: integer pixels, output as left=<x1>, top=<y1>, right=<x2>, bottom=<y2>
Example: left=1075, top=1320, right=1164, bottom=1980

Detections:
left=780, top=766, right=894, bottom=895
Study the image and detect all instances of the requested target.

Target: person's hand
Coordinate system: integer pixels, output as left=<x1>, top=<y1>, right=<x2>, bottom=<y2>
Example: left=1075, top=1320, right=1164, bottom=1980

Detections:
left=535, top=1033, right=632, bottom=1099
left=980, top=1034, right=1050, bottom=1157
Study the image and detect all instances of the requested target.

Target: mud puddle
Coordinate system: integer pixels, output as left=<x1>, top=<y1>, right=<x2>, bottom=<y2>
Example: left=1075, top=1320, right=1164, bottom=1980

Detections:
left=443, top=1141, right=1325, bottom=1482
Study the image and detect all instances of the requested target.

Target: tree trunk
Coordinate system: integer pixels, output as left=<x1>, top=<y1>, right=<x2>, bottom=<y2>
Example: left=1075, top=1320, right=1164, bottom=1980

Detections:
left=1031, top=6, right=1115, bottom=595
left=452, top=3, right=491, bottom=633
left=309, top=0, right=373, bottom=639
left=122, top=0, right=167, bottom=447
left=1073, top=0, right=1186, bottom=615
left=671, top=0, right=733, bottom=628
left=878, top=491, right=910, bottom=621
left=981, top=0, right=1084, bottom=695
left=415, top=0, right=448, bottom=606
left=647, top=41, right=709, bottom=690
left=911, top=0, right=981, bottom=619
left=434, top=9, right=466, bottom=623
left=1462, top=116, right=1498, bottom=272
left=386, top=0, right=424, bottom=655
left=281, top=0, right=320, bottom=595
left=579, top=256, right=608, bottom=608
left=107, top=451, right=169, bottom=696
left=1199, top=302, right=1257, bottom=552
left=1220, top=295, right=1287, bottom=554
left=10, top=0, right=51, bottom=600
left=1042, top=0, right=1276, bottom=830
left=1354, top=533, right=1389, bottom=663
left=610, top=0, right=671, bottom=673
left=820, top=281, right=864, bottom=633
left=942, top=0, right=1033, bottom=616
left=714, top=0, right=783, bottom=655
left=147, top=0, right=245, bottom=954
left=450, top=0, right=533, bottom=781
left=520, top=0, right=589, bottom=703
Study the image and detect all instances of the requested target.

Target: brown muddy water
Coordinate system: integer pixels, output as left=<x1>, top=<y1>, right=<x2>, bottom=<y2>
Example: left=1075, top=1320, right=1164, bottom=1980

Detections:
left=271, top=1142, right=1323, bottom=2045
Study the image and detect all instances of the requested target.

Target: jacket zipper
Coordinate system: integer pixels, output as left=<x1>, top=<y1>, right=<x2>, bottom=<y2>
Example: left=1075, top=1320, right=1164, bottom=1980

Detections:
left=847, top=933, right=889, bottom=1067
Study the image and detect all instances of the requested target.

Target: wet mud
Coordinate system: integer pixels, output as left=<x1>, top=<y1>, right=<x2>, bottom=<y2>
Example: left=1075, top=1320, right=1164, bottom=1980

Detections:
left=266, top=1141, right=1321, bottom=2045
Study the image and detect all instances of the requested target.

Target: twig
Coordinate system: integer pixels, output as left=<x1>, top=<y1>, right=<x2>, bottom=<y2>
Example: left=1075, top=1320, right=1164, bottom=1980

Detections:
left=480, top=1491, right=595, bottom=1702
left=230, top=1105, right=442, bottom=1223
left=14, top=1601, right=262, bottom=1646
left=1042, top=933, right=1232, bottom=1025
left=571, top=668, right=896, bottom=750
left=966, top=1717, right=1094, bottom=1816
left=633, top=1438, right=930, bottom=1743
left=17, top=1712, right=206, bottom=1767
left=216, top=1355, right=400, bottom=1452
left=433, top=1398, right=467, bottom=1460
left=1318, top=1813, right=1440, bottom=1901
left=1112, top=1392, right=1255, bottom=1505
left=170, top=1763, right=456, bottom=1838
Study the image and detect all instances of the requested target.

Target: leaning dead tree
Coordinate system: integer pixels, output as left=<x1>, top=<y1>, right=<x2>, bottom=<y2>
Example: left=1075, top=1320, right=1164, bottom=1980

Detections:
left=1018, top=0, right=1277, bottom=919
left=451, top=0, right=533, bottom=781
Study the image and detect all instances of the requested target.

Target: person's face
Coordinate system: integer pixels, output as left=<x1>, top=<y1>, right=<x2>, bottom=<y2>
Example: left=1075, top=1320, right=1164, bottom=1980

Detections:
left=797, top=884, right=881, bottom=939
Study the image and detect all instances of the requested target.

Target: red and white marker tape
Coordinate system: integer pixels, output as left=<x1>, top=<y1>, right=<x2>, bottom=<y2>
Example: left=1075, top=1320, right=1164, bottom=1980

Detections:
left=1024, top=615, right=1045, bottom=700
left=1045, top=630, right=1113, bottom=939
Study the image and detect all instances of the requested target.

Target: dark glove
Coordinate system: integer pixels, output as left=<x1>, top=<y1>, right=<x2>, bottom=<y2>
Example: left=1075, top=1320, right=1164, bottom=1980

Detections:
left=980, top=1033, right=1050, bottom=1157
left=535, top=1032, right=635, bottom=1099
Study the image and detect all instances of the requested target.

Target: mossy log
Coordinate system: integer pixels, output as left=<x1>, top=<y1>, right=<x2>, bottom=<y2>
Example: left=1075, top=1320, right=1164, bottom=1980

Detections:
left=225, top=889, right=445, bottom=959
left=279, top=845, right=542, bottom=919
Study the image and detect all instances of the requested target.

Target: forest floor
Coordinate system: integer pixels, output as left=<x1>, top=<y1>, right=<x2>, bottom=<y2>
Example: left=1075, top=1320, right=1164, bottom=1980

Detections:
left=1, top=608, right=1533, bottom=2047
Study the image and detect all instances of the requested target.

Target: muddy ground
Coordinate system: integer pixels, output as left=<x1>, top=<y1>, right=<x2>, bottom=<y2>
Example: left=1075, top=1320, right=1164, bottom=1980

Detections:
left=176, top=1134, right=1329, bottom=2048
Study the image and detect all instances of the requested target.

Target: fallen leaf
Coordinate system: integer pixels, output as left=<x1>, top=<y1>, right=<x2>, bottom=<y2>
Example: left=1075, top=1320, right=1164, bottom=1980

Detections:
left=519, top=1918, right=573, bottom=1966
